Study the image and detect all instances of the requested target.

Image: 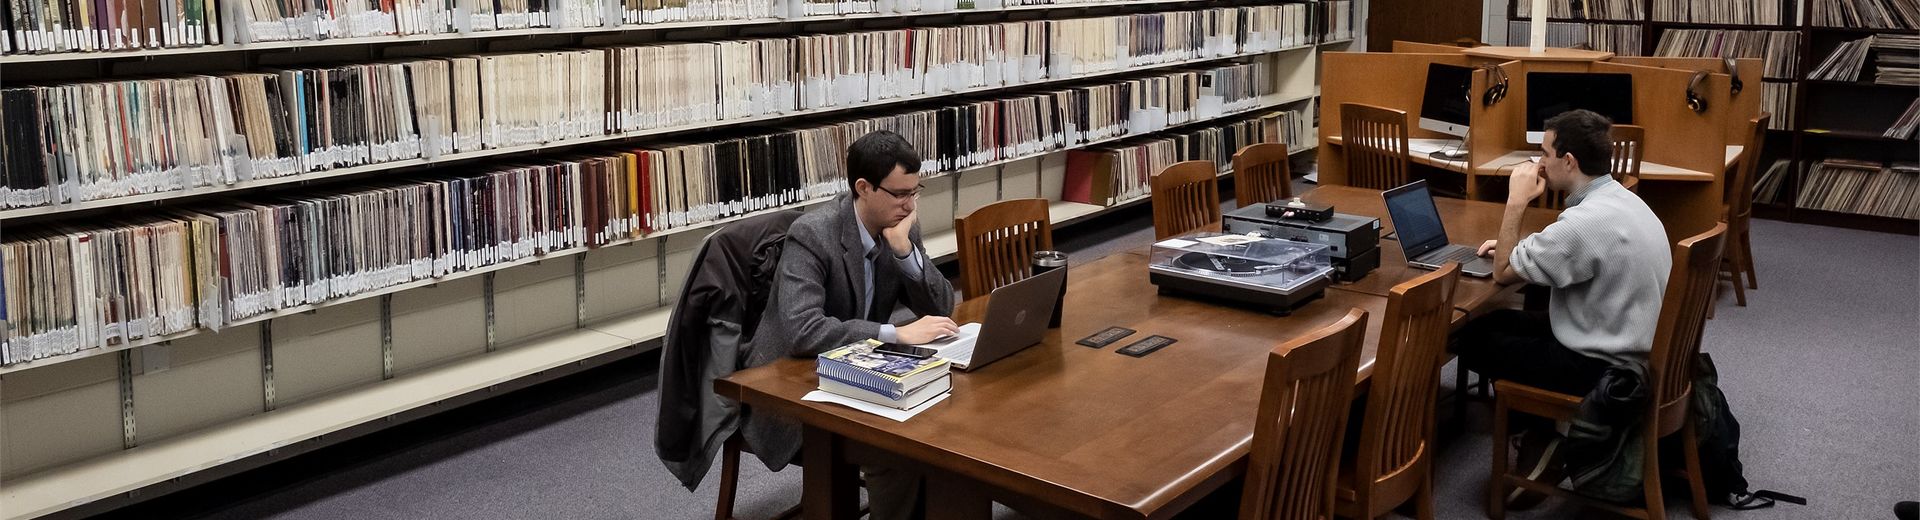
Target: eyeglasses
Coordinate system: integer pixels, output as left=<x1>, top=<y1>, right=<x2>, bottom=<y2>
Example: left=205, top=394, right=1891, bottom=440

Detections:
left=872, top=183, right=924, bottom=199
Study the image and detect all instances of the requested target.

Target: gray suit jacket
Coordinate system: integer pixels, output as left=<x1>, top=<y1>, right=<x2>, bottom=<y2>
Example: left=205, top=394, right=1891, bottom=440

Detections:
left=740, top=192, right=957, bottom=469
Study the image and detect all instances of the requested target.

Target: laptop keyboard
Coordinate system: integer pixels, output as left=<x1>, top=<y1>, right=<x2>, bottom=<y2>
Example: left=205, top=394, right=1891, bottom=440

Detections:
left=1426, top=246, right=1482, bottom=265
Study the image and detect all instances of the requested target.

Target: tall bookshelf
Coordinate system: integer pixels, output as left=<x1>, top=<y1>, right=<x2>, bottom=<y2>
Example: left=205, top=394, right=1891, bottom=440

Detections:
left=1501, top=0, right=1919, bottom=235
left=0, top=1, right=1358, bottom=517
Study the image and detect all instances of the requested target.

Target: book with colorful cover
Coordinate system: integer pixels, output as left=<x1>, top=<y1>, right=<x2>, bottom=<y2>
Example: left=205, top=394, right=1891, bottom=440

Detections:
left=817, top=339, right=951, bottom=400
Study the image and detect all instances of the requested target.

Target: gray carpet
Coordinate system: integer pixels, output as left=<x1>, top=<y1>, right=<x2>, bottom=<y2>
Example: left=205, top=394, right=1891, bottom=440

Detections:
left=104, top=191, right=1919, bottom=520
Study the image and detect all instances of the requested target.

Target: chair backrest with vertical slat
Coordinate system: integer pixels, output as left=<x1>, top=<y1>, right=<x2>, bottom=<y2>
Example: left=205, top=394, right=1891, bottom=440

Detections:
left=1728, top=114, right=1770, bottom=223
left=1339, top=103, right=1411, bottom=191
left=1612, top=124, right=1643, bottom=193
left=1611, top=124, right=1646, bottom=193
left=1234, top=142, right=1294, bottom=207
left=954, top=198, right=1054, bottom=300
left=1151, top=160, right=1223, bottom=240
left=1536, top=186, right=1571, bottom=210
left=1239, top=309, right=1369, bottom=520
left=1649, top=223, right=1728, bottom=435
left=1537, top=123, right=1647, bottom=209
left=1350, top=262, right=1458, bottom=515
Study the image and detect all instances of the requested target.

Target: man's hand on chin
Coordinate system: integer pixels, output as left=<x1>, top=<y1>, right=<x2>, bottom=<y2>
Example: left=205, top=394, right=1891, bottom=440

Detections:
left=882, top=209, right=918, bottom=257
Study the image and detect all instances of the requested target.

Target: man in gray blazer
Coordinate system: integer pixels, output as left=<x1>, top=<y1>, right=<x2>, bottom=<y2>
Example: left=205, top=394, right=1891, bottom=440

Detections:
left=747, top=130, right=958, bottom=520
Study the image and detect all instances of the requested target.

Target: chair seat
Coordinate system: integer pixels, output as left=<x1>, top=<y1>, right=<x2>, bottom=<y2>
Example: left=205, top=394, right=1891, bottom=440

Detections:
left=1336, top=460, right=1358, bottom=502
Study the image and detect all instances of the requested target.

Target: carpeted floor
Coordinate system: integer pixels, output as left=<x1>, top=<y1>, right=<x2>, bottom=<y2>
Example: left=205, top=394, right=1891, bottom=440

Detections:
left=99, top=185, right=1919, bottom=520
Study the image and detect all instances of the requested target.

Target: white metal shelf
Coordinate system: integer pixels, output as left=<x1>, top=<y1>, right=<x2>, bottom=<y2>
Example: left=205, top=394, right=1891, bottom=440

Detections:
left=0, top=44, right=1315, bottom=222
left=0, top=309, right=658, bottom=520
left=0, top=92, right=1313, bottom=375
left=0, top=0, right=1231, bottom=65
left=0, top=120, right=1325, bottom=520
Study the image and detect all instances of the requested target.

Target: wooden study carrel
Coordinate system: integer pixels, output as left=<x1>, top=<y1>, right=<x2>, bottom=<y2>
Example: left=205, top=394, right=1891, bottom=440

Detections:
left=1317, top=43, right=1763, bottom=241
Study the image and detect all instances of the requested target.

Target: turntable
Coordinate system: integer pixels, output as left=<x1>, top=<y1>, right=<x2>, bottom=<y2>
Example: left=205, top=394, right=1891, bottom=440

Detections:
left=1148, top=232, right=1335, bottom=315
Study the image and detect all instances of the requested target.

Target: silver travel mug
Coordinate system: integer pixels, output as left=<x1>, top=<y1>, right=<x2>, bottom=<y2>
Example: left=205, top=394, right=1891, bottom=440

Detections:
left=1032, top=251, right=1068, bottom=328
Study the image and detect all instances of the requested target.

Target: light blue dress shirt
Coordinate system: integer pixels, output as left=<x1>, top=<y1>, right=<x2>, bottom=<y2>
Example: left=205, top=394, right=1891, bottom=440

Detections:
left=852, top=209, right=927, bottom=344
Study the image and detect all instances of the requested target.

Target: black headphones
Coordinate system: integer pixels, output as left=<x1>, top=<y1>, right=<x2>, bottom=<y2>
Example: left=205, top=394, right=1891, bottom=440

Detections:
left=1686, top=70, right=1710, bottom=113
left=1480, top=63, right=1509, bottom=107
left=1724, top=57, right=1744, bottom=96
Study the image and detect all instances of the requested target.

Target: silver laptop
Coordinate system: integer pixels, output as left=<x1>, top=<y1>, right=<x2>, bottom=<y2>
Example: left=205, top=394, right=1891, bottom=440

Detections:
left=1382, top=180, right=1495, bottom=278
left=925, top=266, right=1067, bottom=371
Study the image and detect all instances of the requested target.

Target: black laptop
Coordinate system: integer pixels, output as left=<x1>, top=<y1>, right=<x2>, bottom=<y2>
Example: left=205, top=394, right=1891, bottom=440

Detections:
left=1382, top=180, right=1495, bottom=278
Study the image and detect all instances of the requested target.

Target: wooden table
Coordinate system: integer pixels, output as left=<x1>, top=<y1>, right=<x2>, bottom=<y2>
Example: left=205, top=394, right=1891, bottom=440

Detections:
left=1300, top=185, right=1559, bottom=319
left=715, top=186, right=1559, bottom=520
left=719, top=252, right=1389, bottom=520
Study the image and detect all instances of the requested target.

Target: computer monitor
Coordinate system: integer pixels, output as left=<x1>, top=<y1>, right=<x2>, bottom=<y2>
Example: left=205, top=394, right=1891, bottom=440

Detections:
left=1525, top=72, right=1634, bottom=144
left=1418, top=63, right=1475, bottom=138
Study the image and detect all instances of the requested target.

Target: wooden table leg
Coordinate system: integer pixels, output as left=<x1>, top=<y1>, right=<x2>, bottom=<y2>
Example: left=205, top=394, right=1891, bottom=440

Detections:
left=802, top=425, right=860, bottom=520
left=925, top=470, right=993, bottom=520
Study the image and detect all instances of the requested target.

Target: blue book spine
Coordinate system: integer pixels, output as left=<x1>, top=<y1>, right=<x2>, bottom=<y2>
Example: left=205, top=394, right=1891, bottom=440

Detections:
left=817, top=356, right=907, bottom=399
left=817, top=373, right=901, bottom=400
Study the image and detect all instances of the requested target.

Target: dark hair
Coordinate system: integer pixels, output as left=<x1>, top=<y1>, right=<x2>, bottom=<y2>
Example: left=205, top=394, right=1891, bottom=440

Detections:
left=1544, top=109, right=1613, bottom=178
left=846, top=130, right=921, bottom=196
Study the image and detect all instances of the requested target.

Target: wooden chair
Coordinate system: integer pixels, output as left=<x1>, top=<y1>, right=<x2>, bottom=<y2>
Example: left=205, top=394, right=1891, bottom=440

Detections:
left=715, top=436, right=803, bottom=520
left=1337, top=262, right=1460, bottom=520
left=954, top=198, right=1055, bottom=300
left=1489, top=223, right=1729, bottom=520
left=1339, top=103, right=1411, bottom=191
left=1534, top=124, right=1647, bottom=209
left=1718, top=114, right=1768, bottom=308
left=1612, top=124, right=1647, bottom=194
left=1151, top=160, right=1223, bottom=240
left=1234, top=142, right=1294, bottom=207
left=1238, top=308, right=1370, bottom=520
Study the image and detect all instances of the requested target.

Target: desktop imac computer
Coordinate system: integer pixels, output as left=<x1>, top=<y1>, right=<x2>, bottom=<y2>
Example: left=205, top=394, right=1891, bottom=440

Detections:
left=1526, top=72, right=1634, bottom=144
left=1419, top=63, right=1475, bottom=137
left=1417, top=63, right=1475, bottom=160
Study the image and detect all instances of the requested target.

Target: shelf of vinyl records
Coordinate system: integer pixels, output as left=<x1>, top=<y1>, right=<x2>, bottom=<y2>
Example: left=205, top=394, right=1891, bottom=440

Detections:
left=0, top=0, right=1294, bottom=63
left=0, top=81, right=1321, bottom=374
left=0, top=100, right=1320, bottom=520
left=1753, top=158, right=1919, bottom=223
left=0, top=6, right=1329, bottom=222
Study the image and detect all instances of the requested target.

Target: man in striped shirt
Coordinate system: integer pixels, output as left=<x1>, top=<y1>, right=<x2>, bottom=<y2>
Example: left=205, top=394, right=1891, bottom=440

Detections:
left=1458, top=109, right=1672, bottom=507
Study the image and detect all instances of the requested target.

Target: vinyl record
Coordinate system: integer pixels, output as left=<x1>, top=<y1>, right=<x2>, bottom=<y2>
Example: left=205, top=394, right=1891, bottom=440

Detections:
left=1174, top=251, right=1280, bottom=276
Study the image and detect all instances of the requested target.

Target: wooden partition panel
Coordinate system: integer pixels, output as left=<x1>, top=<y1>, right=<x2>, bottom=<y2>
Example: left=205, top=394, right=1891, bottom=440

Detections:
left=1319, top=52, right=1473, bottom=186
left=1606, top=57, right=1763, bottom=143
left=1392, top=41, right=1465, bottom=53
left=1589, top=61, right=1732, bottom=240
left=1589, top=61, right=1731, bottom=176
left=1468, top=60, right=1526, bottom=164
left=1467, top=61, right=1524, bottom=198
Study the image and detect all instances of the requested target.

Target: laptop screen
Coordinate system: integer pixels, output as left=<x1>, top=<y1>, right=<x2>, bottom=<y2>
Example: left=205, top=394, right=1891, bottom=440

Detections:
left=1382, top=180, right=1450, bottom=259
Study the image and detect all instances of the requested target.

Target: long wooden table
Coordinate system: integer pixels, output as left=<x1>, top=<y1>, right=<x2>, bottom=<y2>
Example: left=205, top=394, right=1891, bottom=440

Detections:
left=1302, top=185, right=1560, bottom=320
left=715, top=185, right=1559, bottom=520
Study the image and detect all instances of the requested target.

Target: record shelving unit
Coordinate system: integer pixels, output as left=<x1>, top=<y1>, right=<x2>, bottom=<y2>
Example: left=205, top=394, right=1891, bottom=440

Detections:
left=0, top=1, right=1359, bottom=517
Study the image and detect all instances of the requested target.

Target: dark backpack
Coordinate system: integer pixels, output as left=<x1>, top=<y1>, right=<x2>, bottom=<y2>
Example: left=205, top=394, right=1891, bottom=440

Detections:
left=1666, top=353, right=1806, bottom=510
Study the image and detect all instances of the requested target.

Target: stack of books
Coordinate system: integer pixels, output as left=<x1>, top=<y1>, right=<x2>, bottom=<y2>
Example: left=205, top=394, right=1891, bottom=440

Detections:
left=1873, top=34, right=1920, bottom=86
left=1653, top=29, right=1800, bottom=79
left=1797, top=159, right=1920, bottom=218
left=1518, top=0, right=1644, bottom=20
left=1810, top=0, right=1919, bottom=29
left=1809, top=36, right=1874, bottom=81
left=817, top=340, right=952, bottom=409
left=1887, top=98, right=1920, bottom=139
left=1506, top=21, right=1643, bottom=56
